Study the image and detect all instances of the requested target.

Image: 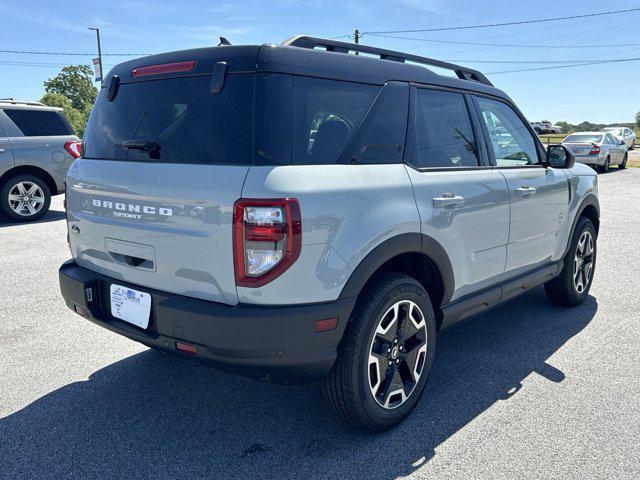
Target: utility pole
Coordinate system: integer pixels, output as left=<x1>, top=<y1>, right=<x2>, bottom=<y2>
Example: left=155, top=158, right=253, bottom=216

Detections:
left=88, top=27, right=103, bottom=86
left=354, top=29, right=359, bottom=44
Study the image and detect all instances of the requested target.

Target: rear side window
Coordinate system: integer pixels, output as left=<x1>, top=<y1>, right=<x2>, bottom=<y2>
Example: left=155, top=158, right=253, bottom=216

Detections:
left=410, top=88, right=479, bottom=168
left=83, top=74, right=254, bottom=165
left=3, top=109, right=72, bottom=136
left=341, top=82, right=409, bottom=164
left=291, top=77, right=378, bottom=164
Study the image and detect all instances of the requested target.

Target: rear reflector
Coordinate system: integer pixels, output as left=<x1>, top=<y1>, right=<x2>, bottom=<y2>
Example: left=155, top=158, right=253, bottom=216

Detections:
left=175, top=341, right=197, bottom=355
left=132, top=60, right=196, bottom=78
left=315, top=317, right=339, bottom=332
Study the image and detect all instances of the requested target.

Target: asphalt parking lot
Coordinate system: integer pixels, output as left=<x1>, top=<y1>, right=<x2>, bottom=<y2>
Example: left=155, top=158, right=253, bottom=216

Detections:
left=1, top=168, right=639, bottom=480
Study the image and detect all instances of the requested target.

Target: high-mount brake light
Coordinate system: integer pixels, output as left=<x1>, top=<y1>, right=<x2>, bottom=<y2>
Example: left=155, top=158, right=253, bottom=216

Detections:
left=589, top=144, right=601, bottom=155
left=233, top=199, right=302, bottom=287
left=131, top=60, right=196, bottom=78
left=64, top=140, right=82, bottom=159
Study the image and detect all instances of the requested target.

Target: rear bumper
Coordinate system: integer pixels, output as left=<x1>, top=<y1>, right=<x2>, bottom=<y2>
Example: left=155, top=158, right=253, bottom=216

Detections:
left=574, top=155, right=604, bottom=167
left=59, top=260, right=356, bottom=383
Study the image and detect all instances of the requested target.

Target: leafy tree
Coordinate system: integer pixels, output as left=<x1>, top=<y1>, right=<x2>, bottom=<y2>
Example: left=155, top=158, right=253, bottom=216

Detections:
left=636, top=111, right=640, bottom=130
left=44, top=65, right=98, bottom=111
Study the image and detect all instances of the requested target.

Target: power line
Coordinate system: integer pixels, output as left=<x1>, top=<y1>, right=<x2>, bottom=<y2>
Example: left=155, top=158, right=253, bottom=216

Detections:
left=365, top=33, right=640, bottom=49
left=362, top=7, right=640, bottom=34
left=487, top=57, right=640, bottom=74
left=0, top=49, right=149, bottom=56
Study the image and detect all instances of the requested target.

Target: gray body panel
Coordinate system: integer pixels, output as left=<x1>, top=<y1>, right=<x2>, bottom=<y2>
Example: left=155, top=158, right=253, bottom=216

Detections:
left=66, top=159, right=248, bottom=305
left=405, top=167, right=510, bottom=301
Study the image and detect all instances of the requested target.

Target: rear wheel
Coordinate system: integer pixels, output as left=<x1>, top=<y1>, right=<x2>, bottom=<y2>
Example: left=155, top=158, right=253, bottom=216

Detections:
left=0, top=174, right=51, bottom=222
left=599, top=156, right=610, bottom=173
left=545, top=217, right=596, bottom=306
left=619, top=153, right=627, bottom=169
left=323, top=273, right=436, bottom=431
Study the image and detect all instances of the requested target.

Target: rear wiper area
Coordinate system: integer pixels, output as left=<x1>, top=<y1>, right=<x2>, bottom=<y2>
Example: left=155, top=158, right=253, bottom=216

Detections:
left=117, top=140, right=158, bottom=151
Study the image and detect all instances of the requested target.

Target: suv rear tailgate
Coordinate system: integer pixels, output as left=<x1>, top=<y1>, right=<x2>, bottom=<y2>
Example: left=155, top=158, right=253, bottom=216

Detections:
left=66, top=160, right=248, bottom=305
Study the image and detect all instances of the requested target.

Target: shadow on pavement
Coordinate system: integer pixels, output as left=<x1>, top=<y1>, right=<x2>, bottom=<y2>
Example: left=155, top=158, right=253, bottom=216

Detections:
left=0, top=288, right=597, bottom=479
left=0, top=208, right=65, bottom=227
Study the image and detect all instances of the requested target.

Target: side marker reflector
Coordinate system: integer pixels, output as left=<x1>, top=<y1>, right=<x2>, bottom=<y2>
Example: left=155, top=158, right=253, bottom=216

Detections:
left=175, top=342, right=197, bottom=355
left=315, top=317, right=339, bottom=332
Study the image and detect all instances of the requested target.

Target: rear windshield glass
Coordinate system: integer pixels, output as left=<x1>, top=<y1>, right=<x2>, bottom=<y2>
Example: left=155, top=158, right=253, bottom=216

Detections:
left=83, top=74, right=254, bottom=165
left=4, top=109, right=72, bottom=136
left=563, top=134, right=602, bottom=143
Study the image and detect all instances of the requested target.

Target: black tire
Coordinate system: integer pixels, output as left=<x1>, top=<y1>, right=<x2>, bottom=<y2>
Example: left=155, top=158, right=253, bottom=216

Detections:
left=630, top=141, right=635, bottom=150
left=545, top=217, right=596, bottom=307
left=0, top=174, right=51, bottom=222
left=599, top=156, right=610, bottom=173
left=323, top=272, right=437, bottom=431
left=619, top=153, right=627, bottom=169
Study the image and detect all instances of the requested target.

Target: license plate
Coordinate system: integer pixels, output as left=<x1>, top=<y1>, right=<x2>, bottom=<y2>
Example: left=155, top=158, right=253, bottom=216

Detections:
left=110, top=284, right=151, bottom=329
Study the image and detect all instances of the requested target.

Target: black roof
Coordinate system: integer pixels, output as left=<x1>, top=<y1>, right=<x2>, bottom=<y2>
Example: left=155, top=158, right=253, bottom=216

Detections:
left=105, top=36, right=509, bottom=101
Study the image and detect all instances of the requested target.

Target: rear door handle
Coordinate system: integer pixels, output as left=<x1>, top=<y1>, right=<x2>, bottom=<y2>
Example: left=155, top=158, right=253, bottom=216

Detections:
left=433, top=194, right=465, bottom=208
left=515, top=186, right=536, bottom=198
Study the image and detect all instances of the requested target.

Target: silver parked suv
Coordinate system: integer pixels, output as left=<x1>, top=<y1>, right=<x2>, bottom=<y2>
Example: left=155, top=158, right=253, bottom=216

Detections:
left=59, top=36, right=600, bottom=430
left=0, top=99, right=81, bottom=222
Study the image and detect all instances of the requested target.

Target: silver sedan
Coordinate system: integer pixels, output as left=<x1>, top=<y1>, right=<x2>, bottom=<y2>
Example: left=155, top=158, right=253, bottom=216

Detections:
left=562, top=131, right=627, bottom=172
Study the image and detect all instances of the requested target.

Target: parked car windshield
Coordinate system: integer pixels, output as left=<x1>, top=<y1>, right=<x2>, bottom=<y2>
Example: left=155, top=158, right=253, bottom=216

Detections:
left=563, top=134, right=603, bottom=143
left=83, top=74, right=254, bottom=165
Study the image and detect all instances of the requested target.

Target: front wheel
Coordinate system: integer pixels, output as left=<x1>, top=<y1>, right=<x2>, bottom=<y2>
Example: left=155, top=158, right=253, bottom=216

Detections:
left=323, top=273, right=437, bottom=431
left=0, top=174, right=51, bottom=222
left=545, top=217, right=596, bottom=306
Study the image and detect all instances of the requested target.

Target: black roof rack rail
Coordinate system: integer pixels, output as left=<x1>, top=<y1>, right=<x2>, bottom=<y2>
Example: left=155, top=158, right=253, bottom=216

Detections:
left=281, top=35, right=493, bottom=87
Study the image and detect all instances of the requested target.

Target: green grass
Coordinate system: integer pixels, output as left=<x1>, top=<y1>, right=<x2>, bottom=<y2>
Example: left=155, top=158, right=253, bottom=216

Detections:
left=537, top=134, right=566, bottom=144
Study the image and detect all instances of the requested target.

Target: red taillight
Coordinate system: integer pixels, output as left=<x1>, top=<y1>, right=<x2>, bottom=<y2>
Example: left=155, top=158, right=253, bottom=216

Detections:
left=589, top=144, right=601, bottom=155
left=131, top=61, right=196, bottom=78
left=233, top=198, right=302, bottom=287
left=64, top=140, right=82, bottom=159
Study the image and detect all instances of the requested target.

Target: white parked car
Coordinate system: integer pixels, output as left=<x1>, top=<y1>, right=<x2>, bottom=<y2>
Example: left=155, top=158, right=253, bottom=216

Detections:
left=603, top=127, right=636, bottom=149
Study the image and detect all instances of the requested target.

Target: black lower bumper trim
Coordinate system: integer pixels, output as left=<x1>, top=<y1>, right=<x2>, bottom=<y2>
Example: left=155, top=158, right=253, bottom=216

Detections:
left=59, top=260, right=356, bottom=383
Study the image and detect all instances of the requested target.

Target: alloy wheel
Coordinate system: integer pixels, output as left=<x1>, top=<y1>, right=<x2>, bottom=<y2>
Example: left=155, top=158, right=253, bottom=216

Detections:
left=573, top=230, right=594, bottom=294
left=8, top=181, right=45, bottom=217
left=368, top=300, right=428, bottom=409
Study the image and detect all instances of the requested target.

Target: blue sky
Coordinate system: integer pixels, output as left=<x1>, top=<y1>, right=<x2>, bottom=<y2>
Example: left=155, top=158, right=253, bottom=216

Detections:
left=1, top=0, right=638, bottom=124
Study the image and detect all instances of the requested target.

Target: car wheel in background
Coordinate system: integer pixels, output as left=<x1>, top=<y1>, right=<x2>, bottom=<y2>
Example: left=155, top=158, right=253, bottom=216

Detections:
left=599, top=156, right=610, bottom=173
left=619, top=153, right=627, bottom=169
left=0, top=174, right=51, bottom=222
left=631, top=141, right=635, bottom=150
left=323, top=272, right=437, bottom=431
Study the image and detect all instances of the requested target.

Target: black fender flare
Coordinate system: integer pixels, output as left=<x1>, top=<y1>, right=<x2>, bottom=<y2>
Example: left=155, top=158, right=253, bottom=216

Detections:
left=338, top=233, right=455, bottom=306
left=563, top=193, right=600, bottom=258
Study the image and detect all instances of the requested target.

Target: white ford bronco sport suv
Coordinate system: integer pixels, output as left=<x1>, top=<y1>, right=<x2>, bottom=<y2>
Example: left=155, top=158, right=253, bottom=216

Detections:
left=59, top=36, right=599, bottom=430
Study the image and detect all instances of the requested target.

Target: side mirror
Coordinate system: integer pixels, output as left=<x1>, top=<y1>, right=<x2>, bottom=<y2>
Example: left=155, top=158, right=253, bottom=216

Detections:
left=547, top=144, right=575, bottom=169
